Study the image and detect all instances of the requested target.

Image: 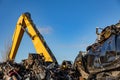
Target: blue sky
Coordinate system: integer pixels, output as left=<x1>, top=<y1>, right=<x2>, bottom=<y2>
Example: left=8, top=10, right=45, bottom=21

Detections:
left=0, top=0, right=120, bottom=63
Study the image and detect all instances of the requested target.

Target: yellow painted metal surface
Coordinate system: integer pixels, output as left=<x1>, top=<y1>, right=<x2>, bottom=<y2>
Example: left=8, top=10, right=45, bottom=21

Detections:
left=8, top=13, right=57, bottom=63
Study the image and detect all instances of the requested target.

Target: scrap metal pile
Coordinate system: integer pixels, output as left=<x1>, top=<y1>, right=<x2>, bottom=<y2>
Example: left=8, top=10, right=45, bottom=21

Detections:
left=0, top=54, right=80, bottom=80
left=74, top=22, right=120, bottom=80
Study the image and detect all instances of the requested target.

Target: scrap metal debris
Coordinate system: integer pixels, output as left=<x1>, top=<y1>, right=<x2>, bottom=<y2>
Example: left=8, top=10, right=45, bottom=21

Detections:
left=0, top=54, right=80, bottom=80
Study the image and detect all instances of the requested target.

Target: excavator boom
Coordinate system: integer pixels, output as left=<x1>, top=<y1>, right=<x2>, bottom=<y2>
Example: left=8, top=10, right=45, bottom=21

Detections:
left=8, top=13, right=57, bottom=63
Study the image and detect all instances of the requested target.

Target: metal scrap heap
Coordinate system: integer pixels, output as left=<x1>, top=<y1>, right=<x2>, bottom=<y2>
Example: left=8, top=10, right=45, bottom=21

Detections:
left=0, top=54, right=80, bottom=80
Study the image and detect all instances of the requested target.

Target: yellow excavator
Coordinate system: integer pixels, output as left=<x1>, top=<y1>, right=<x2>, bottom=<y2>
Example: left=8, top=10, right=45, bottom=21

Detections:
left=8, top=12, right=57, bottom=64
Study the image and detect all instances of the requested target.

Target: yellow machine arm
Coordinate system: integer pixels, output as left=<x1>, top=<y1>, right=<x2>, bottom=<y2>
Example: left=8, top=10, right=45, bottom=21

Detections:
left=8, top=12, right=57, bottom=63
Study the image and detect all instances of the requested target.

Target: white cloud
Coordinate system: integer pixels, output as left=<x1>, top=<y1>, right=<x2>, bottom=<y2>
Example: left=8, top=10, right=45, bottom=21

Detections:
left=38, top=26, right=53, bottom=34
